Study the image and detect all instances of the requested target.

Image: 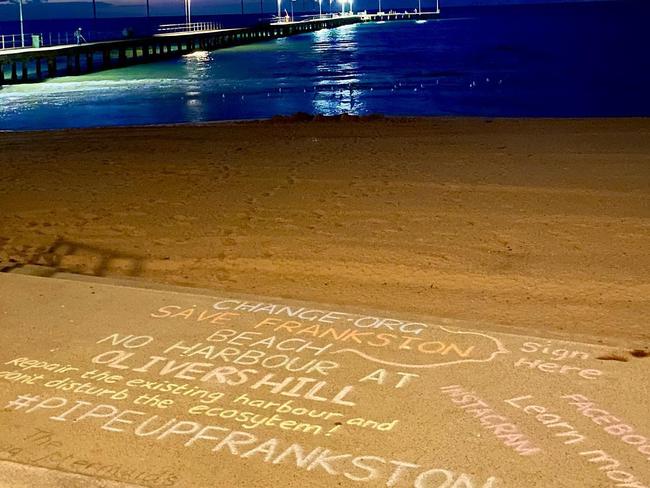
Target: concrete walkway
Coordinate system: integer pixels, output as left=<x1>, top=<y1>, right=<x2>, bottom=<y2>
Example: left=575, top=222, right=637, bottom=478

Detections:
left=0, top=272, right=648, bottom=487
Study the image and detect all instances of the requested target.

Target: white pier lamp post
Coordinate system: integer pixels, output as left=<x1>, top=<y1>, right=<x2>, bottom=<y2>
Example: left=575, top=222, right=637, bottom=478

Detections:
left=183, top=0, right=192, bottom=25
left=277, top=0, right=281, bottom=19
left=348, top=0, right=352, bottom=14
left=339, top=0, right=344, bottom=15
left=318, top=0, right=322, bottom=18
left=18, top=0, right=25, bottom=48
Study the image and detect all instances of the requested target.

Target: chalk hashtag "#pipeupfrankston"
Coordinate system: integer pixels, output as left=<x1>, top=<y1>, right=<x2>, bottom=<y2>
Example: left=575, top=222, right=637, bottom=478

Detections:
left=2, top=393, right=500, bottom=487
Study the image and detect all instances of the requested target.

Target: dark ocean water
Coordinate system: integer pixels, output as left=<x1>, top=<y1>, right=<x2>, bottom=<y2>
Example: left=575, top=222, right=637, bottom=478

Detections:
left=1, top=1, right=649, bottom=130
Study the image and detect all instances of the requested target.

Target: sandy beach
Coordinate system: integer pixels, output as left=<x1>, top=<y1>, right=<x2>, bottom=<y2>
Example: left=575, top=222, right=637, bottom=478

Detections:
left=1, top=117, right=648, bottom=346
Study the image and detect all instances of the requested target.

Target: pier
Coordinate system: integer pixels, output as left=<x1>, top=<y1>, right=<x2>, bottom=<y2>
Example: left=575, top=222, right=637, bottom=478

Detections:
left=0, top=12, right=439, bottom=86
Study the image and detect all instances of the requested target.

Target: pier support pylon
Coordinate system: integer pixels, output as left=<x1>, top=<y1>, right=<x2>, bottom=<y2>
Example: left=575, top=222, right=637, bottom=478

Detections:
left=102, top=50, right=111, bottom=69
left=47, top=58, right=56, bottom=78
left=118, top=48, right=127, bottom=66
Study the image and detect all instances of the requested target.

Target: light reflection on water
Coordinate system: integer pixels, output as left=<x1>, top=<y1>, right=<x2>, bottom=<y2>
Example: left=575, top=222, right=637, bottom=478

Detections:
left=311, top=25, right=362, bottom=115
left=1, top=3, right=648, bottom=130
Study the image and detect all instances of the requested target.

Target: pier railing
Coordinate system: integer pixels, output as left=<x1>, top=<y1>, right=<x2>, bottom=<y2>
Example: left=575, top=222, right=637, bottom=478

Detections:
left=0, top=33, right=43, bottom=50
left=0, top=31, right=132, bottom=51
left=271, top=12, right=355, bottom=24
left=157, top=22, right=222, bottom=34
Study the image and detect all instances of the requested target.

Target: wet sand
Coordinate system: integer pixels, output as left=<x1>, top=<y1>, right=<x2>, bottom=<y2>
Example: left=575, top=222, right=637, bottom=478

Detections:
left=0, top=117, right=648, bottom=346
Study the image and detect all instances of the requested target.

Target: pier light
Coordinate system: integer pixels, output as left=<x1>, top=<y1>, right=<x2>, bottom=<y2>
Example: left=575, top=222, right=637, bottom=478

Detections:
left=339, top=0, right=345, bottom=14
left=277, top=0, right=282, bottom=19
left=348, top=0, right=352, bottom=14
left=318, top=0, right=322, bottom=18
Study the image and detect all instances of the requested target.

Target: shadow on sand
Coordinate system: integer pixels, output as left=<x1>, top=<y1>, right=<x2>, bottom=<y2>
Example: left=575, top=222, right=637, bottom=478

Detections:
left=0, top=237, right=145, bottom=277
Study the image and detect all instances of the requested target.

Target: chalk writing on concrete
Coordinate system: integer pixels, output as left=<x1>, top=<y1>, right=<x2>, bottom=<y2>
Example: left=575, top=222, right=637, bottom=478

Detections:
left=439, top=385, right=541, bottom=457
left=153, top=303, right=510, bottom=368
left=579, top=450, right=647, bottom=488
left=562, top=394, right=650, bottom=461
left=519, top=342, right=590, bottom=361
left=513, top=356, right=602, bottom=380
left=3, top=393, right=501, bottom=488
left=3, top=276, right=648, bottom=488
left=504, top=395, right=586, bottom=445
left=0, top=427, right=178, bottom=487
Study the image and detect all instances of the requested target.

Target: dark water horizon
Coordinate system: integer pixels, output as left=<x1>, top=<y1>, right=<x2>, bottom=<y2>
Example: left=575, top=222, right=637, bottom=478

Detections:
left=1, top=0, right=649, bottom=131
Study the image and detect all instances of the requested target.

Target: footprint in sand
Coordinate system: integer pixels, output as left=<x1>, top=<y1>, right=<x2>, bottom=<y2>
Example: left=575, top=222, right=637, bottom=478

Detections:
left=172, top=215, right=198, bottom=221
left=153, top=238, right=174, bottom=246
left=596, top=354, right=628, bottom=362
left=630, top=349, right=650, bottom=359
